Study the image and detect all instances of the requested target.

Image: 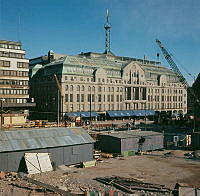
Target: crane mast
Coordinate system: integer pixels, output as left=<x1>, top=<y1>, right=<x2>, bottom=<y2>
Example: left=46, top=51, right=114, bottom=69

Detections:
left=54, top=74, right=64, bottom=126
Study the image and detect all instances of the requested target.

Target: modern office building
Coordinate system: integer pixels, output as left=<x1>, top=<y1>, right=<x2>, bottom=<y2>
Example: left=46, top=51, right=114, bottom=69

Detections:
left=0, top=40, right=34, bottom=125
left=29, top=11, right=187, bottom=121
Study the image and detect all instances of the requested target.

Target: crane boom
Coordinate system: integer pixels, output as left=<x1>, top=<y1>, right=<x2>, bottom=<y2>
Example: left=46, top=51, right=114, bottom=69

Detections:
left=155, top=39, right=199, bottom=104
left=155, top=39, right=189, bottom=88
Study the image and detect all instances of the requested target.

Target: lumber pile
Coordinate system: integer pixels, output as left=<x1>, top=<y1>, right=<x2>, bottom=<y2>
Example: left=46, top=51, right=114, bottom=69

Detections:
left=95, top=176, right=172, bottom=194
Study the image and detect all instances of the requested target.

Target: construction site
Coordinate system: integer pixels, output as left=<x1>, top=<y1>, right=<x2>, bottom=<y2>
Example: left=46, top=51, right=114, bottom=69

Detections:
left=0, top=117, right=200, bottom=196
left=0, top=4, right=200, bottom=196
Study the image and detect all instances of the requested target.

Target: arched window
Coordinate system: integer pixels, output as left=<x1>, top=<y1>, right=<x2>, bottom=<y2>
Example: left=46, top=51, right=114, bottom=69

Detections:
left=81, top=85, right=85, bottom=91
left=77, top=85, right=80, bottom=91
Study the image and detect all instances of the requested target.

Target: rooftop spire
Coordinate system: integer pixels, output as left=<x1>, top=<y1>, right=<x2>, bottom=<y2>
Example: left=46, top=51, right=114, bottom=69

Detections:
left=104, top=9, right=111, bottom=54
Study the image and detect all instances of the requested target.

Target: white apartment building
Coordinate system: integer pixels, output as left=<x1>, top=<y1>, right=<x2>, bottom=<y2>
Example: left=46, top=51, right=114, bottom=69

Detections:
left=0, top=40, right=34, bottom=125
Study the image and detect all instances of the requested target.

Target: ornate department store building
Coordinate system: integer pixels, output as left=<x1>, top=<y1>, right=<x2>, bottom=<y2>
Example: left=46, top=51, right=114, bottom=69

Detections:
left=29, top=51, right=187, bottom=120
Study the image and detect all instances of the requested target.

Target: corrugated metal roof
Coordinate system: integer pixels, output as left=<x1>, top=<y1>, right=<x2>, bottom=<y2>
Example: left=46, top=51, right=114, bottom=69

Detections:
left=100, top=130, right=163, bottom=139
left=0, top=127, right=94, bottom=153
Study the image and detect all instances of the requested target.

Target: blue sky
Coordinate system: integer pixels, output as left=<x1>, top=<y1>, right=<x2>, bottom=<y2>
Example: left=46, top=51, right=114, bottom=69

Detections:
left=0, top=0, right=199, bottom=84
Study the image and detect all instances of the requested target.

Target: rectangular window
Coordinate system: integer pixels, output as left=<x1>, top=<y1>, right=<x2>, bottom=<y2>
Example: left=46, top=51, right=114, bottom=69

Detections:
left=116, top=95, right=119, bottom=102
left=88, top=94, right=91, bottom=102
left=0, top=60, right=10, bottom=67
left=107, top=95, right=110, bottom=102
left=65, top=94, right=68, bottom=102
left=17, top=62, right=28, bottom=68
left=81, top=94, right=84, bottom=102
left=77, top=94, right=80, bottom=102
left=111, top=95, right=114, bottom=102
left=70, top=94, right=73, bottom=102
left=0, top=60, right=3, bottom=66
left=92, top=94, right=95, bottom=102
left=98, top=94, right=101, bottom=102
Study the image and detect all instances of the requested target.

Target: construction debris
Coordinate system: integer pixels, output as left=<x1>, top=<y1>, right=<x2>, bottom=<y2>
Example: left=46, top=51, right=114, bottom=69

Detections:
left=95, top=176, right=172, bottom=195
left=82, top=160, right=96, bottom=168
left=174, top=183, right=200, bottom=196
left=101, top=153, right=113, bottom=158
left=0, top=171, right=5, bottom=179
left=22, top=176, right=73, bottom=196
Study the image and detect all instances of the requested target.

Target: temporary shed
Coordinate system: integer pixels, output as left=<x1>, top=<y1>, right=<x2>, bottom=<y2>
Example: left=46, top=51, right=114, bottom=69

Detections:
left=164, top=132, right=191, bottom=148
left=0, top=127, right=94, bottom=172
left=97, top=130, right=163, bottom=154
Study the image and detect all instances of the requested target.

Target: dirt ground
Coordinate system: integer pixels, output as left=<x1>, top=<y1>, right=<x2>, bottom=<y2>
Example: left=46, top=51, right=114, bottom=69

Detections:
left=0, top=150, right=200, bottom=195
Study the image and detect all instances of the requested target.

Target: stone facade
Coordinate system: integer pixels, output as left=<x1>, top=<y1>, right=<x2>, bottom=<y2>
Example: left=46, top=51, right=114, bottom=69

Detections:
left=30, top=52, right=187, bottom=120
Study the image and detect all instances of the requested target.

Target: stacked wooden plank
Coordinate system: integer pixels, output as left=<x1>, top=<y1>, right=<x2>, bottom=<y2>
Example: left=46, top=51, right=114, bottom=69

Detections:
left=95, top=176, right=172, bottom=195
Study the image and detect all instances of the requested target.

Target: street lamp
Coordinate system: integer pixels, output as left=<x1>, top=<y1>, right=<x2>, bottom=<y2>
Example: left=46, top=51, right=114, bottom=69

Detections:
left=89, top=87, right=92, bottom=123
left=145, top=102, right=147, bottom=131
left=0, top=98, right=5, bottom=130
left=57, top=89, right=59, bottom=127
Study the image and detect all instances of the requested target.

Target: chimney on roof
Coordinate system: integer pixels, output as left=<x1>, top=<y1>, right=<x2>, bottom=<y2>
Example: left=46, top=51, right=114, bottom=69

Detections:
left=48, top=50, right=54, bottom=63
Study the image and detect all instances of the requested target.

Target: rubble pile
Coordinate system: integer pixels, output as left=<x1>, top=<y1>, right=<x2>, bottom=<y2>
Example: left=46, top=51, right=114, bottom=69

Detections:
left=0, top=171, right=20, bottom=181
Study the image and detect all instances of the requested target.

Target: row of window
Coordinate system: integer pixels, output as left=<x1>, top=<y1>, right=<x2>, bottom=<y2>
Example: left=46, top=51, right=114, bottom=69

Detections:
left=147, top=81, right=182, bottom=87
left=0, top=89, right=28, bottom=95
left=65, top=94, right=123, bottom=103
left=0, top=70, right=28, bottom=77
left=3, top=98, right=27, bottom=104
left=17, top=62, right=29, bottom=68
left=0, top=43, right=21, bottom=50
left=65, top=76, right=123, bottom=84
left=0, top=79, right=28, bottom=86
left=0, top=60, right=10, bottom=67
left=65, top=85, right=124, bottom=93
left=0, top=51, right=25, bottom=59
left=66, top=102, right=185, bottom=112
left=0, top=61, right=28, bottom=68
left=65, top=74, right=183, bottom=88
left=149, top=88, right=183, bottom=94
left=148, top=95, right=183, bottom=102
left=65, top=85, right=185, bottom=99
left=66, top=103, right=118, bottom=112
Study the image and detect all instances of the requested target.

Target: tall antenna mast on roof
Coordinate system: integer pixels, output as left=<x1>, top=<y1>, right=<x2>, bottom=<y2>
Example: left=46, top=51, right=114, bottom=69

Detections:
left=104, top=9, right=111, bottom=54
